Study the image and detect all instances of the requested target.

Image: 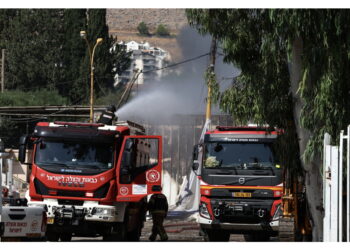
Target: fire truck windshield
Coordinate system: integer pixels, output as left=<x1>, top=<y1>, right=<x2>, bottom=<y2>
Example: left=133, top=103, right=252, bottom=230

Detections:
left=204, top=142, right=280, bottom=175
left=34, top=140, right=114, bottom=175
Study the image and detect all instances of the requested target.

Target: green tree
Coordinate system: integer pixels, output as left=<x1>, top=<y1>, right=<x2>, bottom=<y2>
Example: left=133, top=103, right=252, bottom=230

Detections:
left=137, top=21, right=150, bottom=36
left=85, top=9, right=131, bottom=100
left=0, top=9, right=130, bottom=105
left=0, top=89, right=68, bottom=147
left=0, top=9, right=16, bottom=49
left=186, top=9, right=350, bottom=240
left=155, top=24, right=170, bottom=37
left=0, top=9, right=132, bottom=147
left=3, top=9, right=64, bottom=90
left=60, top=9, right=88, bottom=102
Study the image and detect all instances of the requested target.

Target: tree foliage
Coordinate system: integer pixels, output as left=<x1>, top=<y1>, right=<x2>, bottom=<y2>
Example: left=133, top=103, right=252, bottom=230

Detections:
left=0, top=89, right=68, bottom=106
left=60, top=9, right=88, bottom=102
left=156, top=24, right=170, bottom=37
left=0, top=9, right=131, bottom=147
left=1, top=9, right=64, bottom=90
left=137, top=22, right=150, bottom=36
left=0, top=89, right=68, bottom=147
left=86, top=9, right=131, bottom=100
left=0, top=9, right=131, bottom=104
left=187, top=9, right=301, bottom=173
left=186, top=9, right=350, bottom=166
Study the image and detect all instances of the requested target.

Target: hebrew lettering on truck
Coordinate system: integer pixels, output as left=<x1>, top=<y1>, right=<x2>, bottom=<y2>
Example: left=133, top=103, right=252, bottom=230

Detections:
left=193, top=126, right=283, bottom=241
left=19, top=120, right=162, bottom=241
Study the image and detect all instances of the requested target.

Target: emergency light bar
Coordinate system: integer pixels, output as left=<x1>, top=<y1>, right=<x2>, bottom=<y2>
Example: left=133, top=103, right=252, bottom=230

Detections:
left=54, top=121, right=105, bottom=127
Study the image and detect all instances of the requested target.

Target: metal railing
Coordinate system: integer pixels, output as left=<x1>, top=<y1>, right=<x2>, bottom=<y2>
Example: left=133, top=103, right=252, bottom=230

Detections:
left=323, top=125, right=350, bottom=241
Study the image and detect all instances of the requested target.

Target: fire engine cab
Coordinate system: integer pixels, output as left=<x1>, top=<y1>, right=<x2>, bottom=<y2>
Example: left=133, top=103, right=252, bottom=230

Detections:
left=19, top=120, right=162, bottom=241
left=192, top=126, right=282, bottom=241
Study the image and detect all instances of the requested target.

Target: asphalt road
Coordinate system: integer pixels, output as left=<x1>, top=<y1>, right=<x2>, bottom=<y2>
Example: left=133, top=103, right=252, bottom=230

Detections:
left=1, top=215, right=275, bottom=242
left=71, top=217, right=246, bottom=242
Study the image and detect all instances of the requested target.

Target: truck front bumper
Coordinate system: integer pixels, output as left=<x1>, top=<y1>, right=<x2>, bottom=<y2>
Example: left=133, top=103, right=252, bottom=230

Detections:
left=199, top=216, right=279, bottom=234
left=29, top=199, right=126, bottom=224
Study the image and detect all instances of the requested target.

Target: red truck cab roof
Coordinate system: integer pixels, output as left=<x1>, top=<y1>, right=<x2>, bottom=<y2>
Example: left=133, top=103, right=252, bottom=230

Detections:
left=207, top=126, right=280, bottom=135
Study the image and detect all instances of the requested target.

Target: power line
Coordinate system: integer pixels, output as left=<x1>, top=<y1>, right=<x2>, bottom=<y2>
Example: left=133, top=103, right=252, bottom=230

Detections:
left=2, top=52, right=214, bottom=94
left=141, top=53, right=210, bottom=74
left=1, top=93, right=89, bottom=123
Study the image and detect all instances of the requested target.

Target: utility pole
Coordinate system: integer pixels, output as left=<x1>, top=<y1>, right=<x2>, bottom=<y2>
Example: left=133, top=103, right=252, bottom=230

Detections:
left=199, top=36, right=218, bottom=142
left=0, top=49, right=4, bottom=93
left=205, top=37, right=217, bottom=127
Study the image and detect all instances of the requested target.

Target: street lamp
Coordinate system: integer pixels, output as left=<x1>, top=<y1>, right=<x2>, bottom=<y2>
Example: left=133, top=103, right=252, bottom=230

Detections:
left=80, top=30, right=103, bottom=123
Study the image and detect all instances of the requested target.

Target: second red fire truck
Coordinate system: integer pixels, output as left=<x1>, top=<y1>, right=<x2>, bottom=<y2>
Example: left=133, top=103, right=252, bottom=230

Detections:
left=192, top=126, right=283, bottom=241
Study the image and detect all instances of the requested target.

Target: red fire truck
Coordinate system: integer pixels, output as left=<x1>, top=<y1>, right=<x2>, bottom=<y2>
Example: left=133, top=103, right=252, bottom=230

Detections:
left=192, top=126, right=282, bottom=241
left=19, top=120, right=162, bottom=241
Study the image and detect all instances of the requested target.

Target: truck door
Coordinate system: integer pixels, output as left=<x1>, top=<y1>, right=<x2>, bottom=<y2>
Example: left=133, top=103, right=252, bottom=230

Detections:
left=116, top=136, right=162, bottom=202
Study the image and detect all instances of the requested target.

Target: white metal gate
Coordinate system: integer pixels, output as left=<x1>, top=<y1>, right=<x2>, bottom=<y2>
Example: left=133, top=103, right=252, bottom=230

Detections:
left=323, top=125, right=350, bottom=242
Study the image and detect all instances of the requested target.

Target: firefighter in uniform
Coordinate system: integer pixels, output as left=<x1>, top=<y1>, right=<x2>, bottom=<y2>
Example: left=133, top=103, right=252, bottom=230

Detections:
left=97, top=105, right=116, bottom=125
left=148, top=190, right=169, bottom=241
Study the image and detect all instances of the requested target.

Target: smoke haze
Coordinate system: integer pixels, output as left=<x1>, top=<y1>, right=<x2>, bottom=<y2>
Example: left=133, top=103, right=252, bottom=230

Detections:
left=116, top=26, right=240, bottom=124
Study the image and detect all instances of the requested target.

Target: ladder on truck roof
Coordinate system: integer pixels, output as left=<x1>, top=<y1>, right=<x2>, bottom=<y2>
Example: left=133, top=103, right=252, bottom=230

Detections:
left=115, top=120, right=145, bottom=135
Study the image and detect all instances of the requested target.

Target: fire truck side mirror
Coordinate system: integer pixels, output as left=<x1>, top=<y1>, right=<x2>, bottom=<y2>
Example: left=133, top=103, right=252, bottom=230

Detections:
left=193, top=144, right=199, bottom=161
left=18, top=135, right=29, bottom=164
left=192, top=161, right=199, bottom=171
left=192, top=144, right=201, bottom=175
left=122, top=151, right=132, bottom=168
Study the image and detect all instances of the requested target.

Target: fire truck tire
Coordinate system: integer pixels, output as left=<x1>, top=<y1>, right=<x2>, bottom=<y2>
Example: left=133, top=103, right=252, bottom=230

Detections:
left=46, top=231, right=60, bottom=242
left=103, top=223, right=127, bottom=241
left=126, top=226, right=141, bottom=241
left=243, top=233, right=270, bottom=241
left=204, top=229, right=230, bottom=241
left=278, top=217, right=295, bottom=241
left=60, top=233, right=72, bottom=242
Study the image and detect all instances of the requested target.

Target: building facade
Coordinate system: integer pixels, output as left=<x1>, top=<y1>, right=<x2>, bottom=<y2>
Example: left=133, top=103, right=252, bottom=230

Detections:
left=114, top=41, right=170, bottom=86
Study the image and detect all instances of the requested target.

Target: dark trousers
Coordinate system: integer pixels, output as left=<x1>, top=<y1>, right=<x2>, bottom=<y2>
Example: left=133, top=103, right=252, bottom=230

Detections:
left=150, top=212, right=168, bottom=240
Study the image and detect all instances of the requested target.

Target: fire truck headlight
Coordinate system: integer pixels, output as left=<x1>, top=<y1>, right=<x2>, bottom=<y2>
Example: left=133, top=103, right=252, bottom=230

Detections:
left=199, top=203, right=211, bottom=220
left=92, top=207, right=113, bottom=216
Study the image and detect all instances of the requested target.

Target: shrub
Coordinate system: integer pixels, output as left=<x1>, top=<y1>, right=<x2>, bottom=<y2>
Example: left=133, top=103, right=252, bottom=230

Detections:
left=156, top=24, right=170, bottom=37
left=137, top=22, right=150, bottom=36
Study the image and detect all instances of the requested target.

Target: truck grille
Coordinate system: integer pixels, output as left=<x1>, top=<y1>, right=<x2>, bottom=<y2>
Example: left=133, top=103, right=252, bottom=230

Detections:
left=58, top=199, right=84, bottom=206
left=211, top=198, right=273, bottom=224
left=56, top=190, right=85, bottom=197
left=34, top=179, right=110, bottom=199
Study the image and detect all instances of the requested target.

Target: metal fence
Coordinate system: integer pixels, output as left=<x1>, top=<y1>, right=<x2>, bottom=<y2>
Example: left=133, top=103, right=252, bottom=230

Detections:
left=143, top=114, right=233, bottom=205
left=323, top=125, right=350, bottom=241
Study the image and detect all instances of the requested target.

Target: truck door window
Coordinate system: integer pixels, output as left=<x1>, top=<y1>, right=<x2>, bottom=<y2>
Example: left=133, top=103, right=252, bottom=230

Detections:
left=120, top=138, right=159, bottom=184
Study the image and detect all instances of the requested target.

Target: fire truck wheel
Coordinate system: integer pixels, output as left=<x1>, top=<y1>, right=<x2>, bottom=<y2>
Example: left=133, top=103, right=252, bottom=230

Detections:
left=103, top=223, right=127, bottom=241
left=243, top=233, right=270, bottom=241
left=60, top=233, right=72, bottom=242
left=204, top=229, right=230, bottom=241
left=278, top=217, right=295, bottom=241
left=127, top=226, right=141, bottom=241
left=46, top=231, right=60, bottom=242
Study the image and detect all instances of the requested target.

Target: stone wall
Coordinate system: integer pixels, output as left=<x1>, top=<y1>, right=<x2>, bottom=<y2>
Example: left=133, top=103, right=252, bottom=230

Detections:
left=106, top=9, right=188, bottom=33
